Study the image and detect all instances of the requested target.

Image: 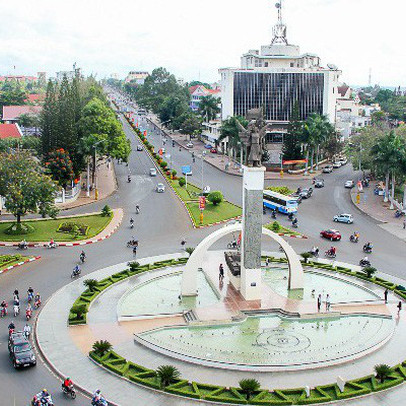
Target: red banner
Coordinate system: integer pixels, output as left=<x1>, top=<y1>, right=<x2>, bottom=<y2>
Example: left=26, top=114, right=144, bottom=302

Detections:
left=199, top=196, right=206, bottom=210
left=282, top=159, right=308, bottom=165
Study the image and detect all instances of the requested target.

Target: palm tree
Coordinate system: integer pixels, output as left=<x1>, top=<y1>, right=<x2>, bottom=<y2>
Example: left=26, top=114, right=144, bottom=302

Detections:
left=239, top=378, right=261, bottom=400
left=84, top=279, right=99, bottom=292
left=185, top=247, right=195, bottom=257
left=70, top=304, right=87, bottom=320
left=300, top=252, right=312, bottom=264
left=374, top=364, right=392, bottom=383
left=198, top=95, right=220, bottom=122
left=92, top=340, right=112, bottom=356
left=218, top=116, right=247, bottom=160
left=156, top=365, right=180, bottom=388
left=363, top=266, right=377, bottom=279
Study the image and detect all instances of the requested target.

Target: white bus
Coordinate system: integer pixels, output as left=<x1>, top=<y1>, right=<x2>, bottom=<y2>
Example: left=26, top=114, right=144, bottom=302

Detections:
left=263, top=190, right=298, bottom=214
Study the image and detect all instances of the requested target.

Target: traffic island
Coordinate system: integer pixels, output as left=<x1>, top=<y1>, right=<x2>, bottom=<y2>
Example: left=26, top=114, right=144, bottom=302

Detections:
left=0, top=254, right=40, bottom=275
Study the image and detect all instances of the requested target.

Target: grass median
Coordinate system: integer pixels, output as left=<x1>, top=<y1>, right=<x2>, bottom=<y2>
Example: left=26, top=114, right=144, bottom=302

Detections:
left=0, top=214, right=112, bottom=242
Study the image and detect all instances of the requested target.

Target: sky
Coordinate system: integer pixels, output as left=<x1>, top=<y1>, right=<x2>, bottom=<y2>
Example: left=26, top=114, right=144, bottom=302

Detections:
left=1, top=0, right=406, bottom=87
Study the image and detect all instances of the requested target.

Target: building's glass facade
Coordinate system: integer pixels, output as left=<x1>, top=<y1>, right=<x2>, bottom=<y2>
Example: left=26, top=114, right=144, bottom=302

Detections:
left=233, top=72, right=324, bottom=121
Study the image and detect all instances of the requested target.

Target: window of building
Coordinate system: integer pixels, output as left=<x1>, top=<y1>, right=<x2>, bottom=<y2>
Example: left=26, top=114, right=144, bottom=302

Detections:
left=290, top=63, right=294, bottom=67
left=266, top=133, right=284, bottom=144
left=265, top=62, right=269, bottom=67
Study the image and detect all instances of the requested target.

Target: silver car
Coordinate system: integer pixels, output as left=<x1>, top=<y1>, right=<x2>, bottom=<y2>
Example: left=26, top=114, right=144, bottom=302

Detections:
left=156, top=183, right=165, bottom=193
left=333, top=213, right=354, bottom=224
left=149, top=168, right=157, bottom=177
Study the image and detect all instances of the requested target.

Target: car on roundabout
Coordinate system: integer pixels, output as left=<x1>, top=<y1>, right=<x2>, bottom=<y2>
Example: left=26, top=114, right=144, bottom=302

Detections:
left=320, top=229, right=342, bottom=241
left=345, top=180, right=355, bottom=188
left=299, top=188, right=313, bottom=199
left=210, top=148, right=217, bottom=153
left=333, top=213, right=354, bottom=224
left=156, top=183, right=165, bottom=193
left=333, top=161, right=342, bottom=168
left=149, top=168, right=157, bottom=177
left=136, top=145, right=143, bottom=151
left=10, top=340, right=36, bottom=369
left=204, top=144, right=212, bottom=149
left=186, top=142, right=194, bottom=148
left=8, top=331, right=27, bottom=352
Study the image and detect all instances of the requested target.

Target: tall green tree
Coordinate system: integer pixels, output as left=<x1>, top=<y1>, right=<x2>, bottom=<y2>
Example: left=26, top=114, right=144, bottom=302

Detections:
left=198, top=95, right=220, bottom=122
left=0, top=151, right=58, bottom=223
left=40, top=80, right=59, bottom=155
left=282, top=102, right=303, bottom=161
left=0, top=80, right=27, bottom=107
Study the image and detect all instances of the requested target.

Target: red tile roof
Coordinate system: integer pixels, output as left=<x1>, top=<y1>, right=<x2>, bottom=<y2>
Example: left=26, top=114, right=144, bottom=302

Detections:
left=0, top=124, right=22, bottom=139
left=2, top=105, right=42, bottom=121
left=188, top=85, right=201, bottom=94
left=208, top=89, right=221, bottom=95
left=26, top=94, right=45, bottom=104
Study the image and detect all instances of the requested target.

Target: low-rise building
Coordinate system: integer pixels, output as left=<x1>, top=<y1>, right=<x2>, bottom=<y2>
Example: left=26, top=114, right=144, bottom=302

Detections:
left=0, top=123, right=23, bottom=139
left=189, top=85, right=221, bottom=112
left=2, top=105, right=42, bottom=124
left=125, top=71, right=149, bottom=85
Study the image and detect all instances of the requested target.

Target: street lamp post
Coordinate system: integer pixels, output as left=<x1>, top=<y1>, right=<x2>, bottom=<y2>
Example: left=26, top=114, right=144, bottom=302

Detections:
left=201, top=151, right=206, bottom=194
left=91, top=139, right=105, bottom=199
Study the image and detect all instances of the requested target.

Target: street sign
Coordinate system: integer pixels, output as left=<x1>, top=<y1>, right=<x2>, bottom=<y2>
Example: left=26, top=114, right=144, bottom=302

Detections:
left=199, top=196, right=206, bottom=210
left=356, top=193, right=360, bottom=204
left=182, top=165, right=192, bottom=175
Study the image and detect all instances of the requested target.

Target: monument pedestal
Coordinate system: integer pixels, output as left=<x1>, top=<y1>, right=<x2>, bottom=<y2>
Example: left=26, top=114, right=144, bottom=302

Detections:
left=240, top=166, right=266, bottom=301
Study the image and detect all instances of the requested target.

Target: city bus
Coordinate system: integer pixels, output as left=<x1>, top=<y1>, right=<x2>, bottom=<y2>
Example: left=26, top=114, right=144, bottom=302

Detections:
left=263, top=190, right=299, bottom=214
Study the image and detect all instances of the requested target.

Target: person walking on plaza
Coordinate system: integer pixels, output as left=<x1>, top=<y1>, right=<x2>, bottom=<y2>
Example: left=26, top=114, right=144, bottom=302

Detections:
left=219, top=264, right=224, bottom=282
left=317, top=294, right=322, bottom=312
left=398, top=301, right=402, bottom=315
left=326, top=294, right=331, bottom=311
left=403, top=219, right=406, bottom=230
left=384, top=289, right=389, bottom=303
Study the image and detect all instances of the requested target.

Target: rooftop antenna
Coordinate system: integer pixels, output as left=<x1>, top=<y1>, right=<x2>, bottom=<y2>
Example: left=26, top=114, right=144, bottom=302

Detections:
left=271, top=1, right=288, bottom=45
left=368, top=68, right=372, bottom=86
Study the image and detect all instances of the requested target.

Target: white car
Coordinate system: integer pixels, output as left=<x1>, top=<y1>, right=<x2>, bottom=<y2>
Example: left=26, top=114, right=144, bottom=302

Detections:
left=322, top=165, right=333, bottom=173
left=345, top=180, right=355, bottom=188
left=339, top=158, right=348, bottom=165
left=186, top=142, right=194, bottom=148
left=333, top=213, right=354, bottom=224
left=333, top=161, right=342, bottom=168
left=156, top=183, right=165, bottom=193
left=149, top=168, right=157, bottom=177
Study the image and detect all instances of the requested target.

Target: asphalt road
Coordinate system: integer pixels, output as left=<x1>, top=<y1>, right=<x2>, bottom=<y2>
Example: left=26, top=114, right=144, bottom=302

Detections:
left=0, top=94, right=405, bottom=405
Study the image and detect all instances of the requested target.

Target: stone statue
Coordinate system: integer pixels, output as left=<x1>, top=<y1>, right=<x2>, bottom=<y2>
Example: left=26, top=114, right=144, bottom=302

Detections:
left=237, top=108, right=268, bottom=167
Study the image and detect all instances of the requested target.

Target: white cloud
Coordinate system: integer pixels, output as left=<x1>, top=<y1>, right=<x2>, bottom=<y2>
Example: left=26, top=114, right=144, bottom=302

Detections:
left=1, top=0, right=405, bottom=86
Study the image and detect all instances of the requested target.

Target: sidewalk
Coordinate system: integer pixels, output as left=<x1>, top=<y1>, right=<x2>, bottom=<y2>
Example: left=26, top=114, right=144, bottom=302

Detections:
left=57, top=159, right=117, bottom=210
left=351, top=184, right=406, bottom=241
left=146, top=115, right=319, bottom=181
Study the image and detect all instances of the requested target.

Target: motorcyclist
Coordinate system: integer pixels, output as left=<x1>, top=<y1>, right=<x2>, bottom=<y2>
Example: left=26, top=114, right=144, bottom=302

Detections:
left=288, top=212, right=295, bottom=221
left=13, top=301, right=19, bottom=317
left=364, top=242, right=373, bottom=252
left=271, top=209, right=277, bottom=218
left=130, top=218, right=134, bottom=228
left=73, top=264, right=81, bottom=276
left=311, top=246, right=319, bottom=257
left=135, top=204, right=140, bottom=214
left=26, top=304, right=32, bottom=320
left=292, top=218, right=298, bottom=227
left=8, top=321, right=15, bottom=331
left=34, top=293, right=41, bottom=308
left=27, top=287, right=34, bottom=302
left=63, top=377, right=73, bottom=391
left=13, top=288, right=19, bottom=300
left=80, top=250, right=86, bottom=263
left=49, top=238, right=56, bottom=248
left=1, top=300, right=7, bottom=316
left=19, top=239, right=27, bottom=249
left=127, top=175, right=131, bottom=183
left=362, top=256, right=369, bottom=263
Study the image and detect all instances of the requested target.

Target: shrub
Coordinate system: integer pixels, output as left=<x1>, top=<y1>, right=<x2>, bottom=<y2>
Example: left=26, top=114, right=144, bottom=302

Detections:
left=267, top=186, right=294, bottom=196
left=363, top=266, right=377, bottom=278
left=239, top=379, right=261, bottom=400
left=57, top=221, right=89, bottom=236
left=92, top=340, right=112, bottom=356
left=156, top=365, right=180, bottom=388
left=128, top=261, right=140, bottom=272
left=375, top=364, right=392, bottom=383
left=160, top=161, right=168, bottom=168
left=84, top=279, right=99, bottom=292
left=185, top=247, right=195, bottom=257
left=300, top=252, right=312, bottom=263
left=171, top=170, right=177, bottom=177
left=207, top=191, right=223, bottom=206
left=271, top=221, right=281, bottom=232
left=101, top=205, right=113, bottom=217
left=4, top=222, right=35, bottom=235
left=70, top=304, right=87, bottom=320
left=179, top=177, right=186, bottom=187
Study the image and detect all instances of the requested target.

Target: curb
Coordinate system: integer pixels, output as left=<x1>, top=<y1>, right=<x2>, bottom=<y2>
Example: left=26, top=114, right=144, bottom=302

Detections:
left=0, top=211, right=123, bottom=248
left=350, top=190, right=387, bottom=224
left=0, top=256, right=41, bottom=275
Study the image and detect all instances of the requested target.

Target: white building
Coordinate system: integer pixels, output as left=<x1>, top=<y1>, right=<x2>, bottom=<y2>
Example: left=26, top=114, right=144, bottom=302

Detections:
left=219, top=1, right=341, bottom=163
left=125, top=71, right=149, bottom=85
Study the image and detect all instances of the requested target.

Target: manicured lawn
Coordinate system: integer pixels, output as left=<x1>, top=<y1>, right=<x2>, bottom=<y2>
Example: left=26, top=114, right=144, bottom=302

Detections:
left=186, top=202, right=241, bottom=226
left=264, top=221, right=302, bottom=236
left=0, top=214, right=112, bottom=242
left=169, top=180, right=201, bottom=202
left=0, top=255, right=29, bottom=270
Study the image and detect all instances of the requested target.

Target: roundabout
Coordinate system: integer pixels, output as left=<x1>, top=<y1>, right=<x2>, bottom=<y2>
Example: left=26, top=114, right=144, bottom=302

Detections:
left=36, top=250, right=406, bottom=405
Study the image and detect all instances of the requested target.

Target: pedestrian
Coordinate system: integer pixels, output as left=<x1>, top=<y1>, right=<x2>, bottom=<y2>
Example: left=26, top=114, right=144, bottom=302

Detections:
left=398, top=301, right=402, bottom=314
left=219, top=264, right=224, bottom=281
left=265, top=257, right=270, bottom=268
left=132, top=246, right=137, bottom=257
left=181, top=238, right=186, bottom=250
left=384, top=289, right=389, bottom=303
left=403, top=220, right=406, bottom=230
left=326, top=294, right=331, bottom=311
left=317, top=294, right=322, bottom=312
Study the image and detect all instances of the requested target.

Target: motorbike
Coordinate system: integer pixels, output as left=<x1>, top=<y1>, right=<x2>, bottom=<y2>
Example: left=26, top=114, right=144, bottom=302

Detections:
left=360, top=259, right=371, bottom=267
left=135, top=206, right=140, bottom=214
left=62, top=383, right=77, bottom=399
left=34, top=298, right=41, bottom=309
left=127, top=240, right=138, bottom=248
left=395, top=210, right=405, bottom=218
left=127, top=176, right=132, bottom=183
left=363, top=245, right=373, bottom=254
left=92, top=397, right=109, bottom=406
left=130, top=222, right=134, bottom=229
left=227, top=241, right=239, bottom=249
left=71, top=268, right=81, bottom=278
left=309, top=249, right=319, bottom=258
left=32, top=394, right=54, bottom=406
left=26, top=308, right=32, bottom=321
left=80, top=253, right=86, bottom=263
left=271, top=211, right=277, bottom=219
left=291, top=220, right=298, bottom=228
left=46, top=242, right=58, bottom=249
left=1, top=305, right=8, bottom=318
left=325, top=250, right=336, bottom=259
left=349, top=234, right=359, bottom=243
left=13, top=305, right=19, bottom=317
left=17, top=243, right=28, bottom=250
left=288, top=213, right=295, bottom=221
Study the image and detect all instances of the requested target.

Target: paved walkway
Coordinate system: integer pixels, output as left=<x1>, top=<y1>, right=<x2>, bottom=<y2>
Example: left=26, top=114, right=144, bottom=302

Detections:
left=351, top=184, right=406, bottom=242
left=36, top=252, right=406, bottom=406
left=0, top=208, right=123, bottom=247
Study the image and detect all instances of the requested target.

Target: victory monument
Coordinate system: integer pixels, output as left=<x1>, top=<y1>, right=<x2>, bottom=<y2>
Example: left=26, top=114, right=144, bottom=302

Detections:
left=181, top=108, right=304, bottom=301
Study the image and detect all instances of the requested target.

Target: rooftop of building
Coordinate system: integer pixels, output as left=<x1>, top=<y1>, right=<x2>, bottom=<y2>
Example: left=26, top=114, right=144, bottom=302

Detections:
left=0, top=123, right=22, bottom=139
left=2, top=105, right=42, bottom=121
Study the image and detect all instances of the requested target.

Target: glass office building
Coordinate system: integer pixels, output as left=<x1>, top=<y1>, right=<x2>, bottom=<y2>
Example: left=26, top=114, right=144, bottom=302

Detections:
left=233, top=71, right=324, bottom=122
